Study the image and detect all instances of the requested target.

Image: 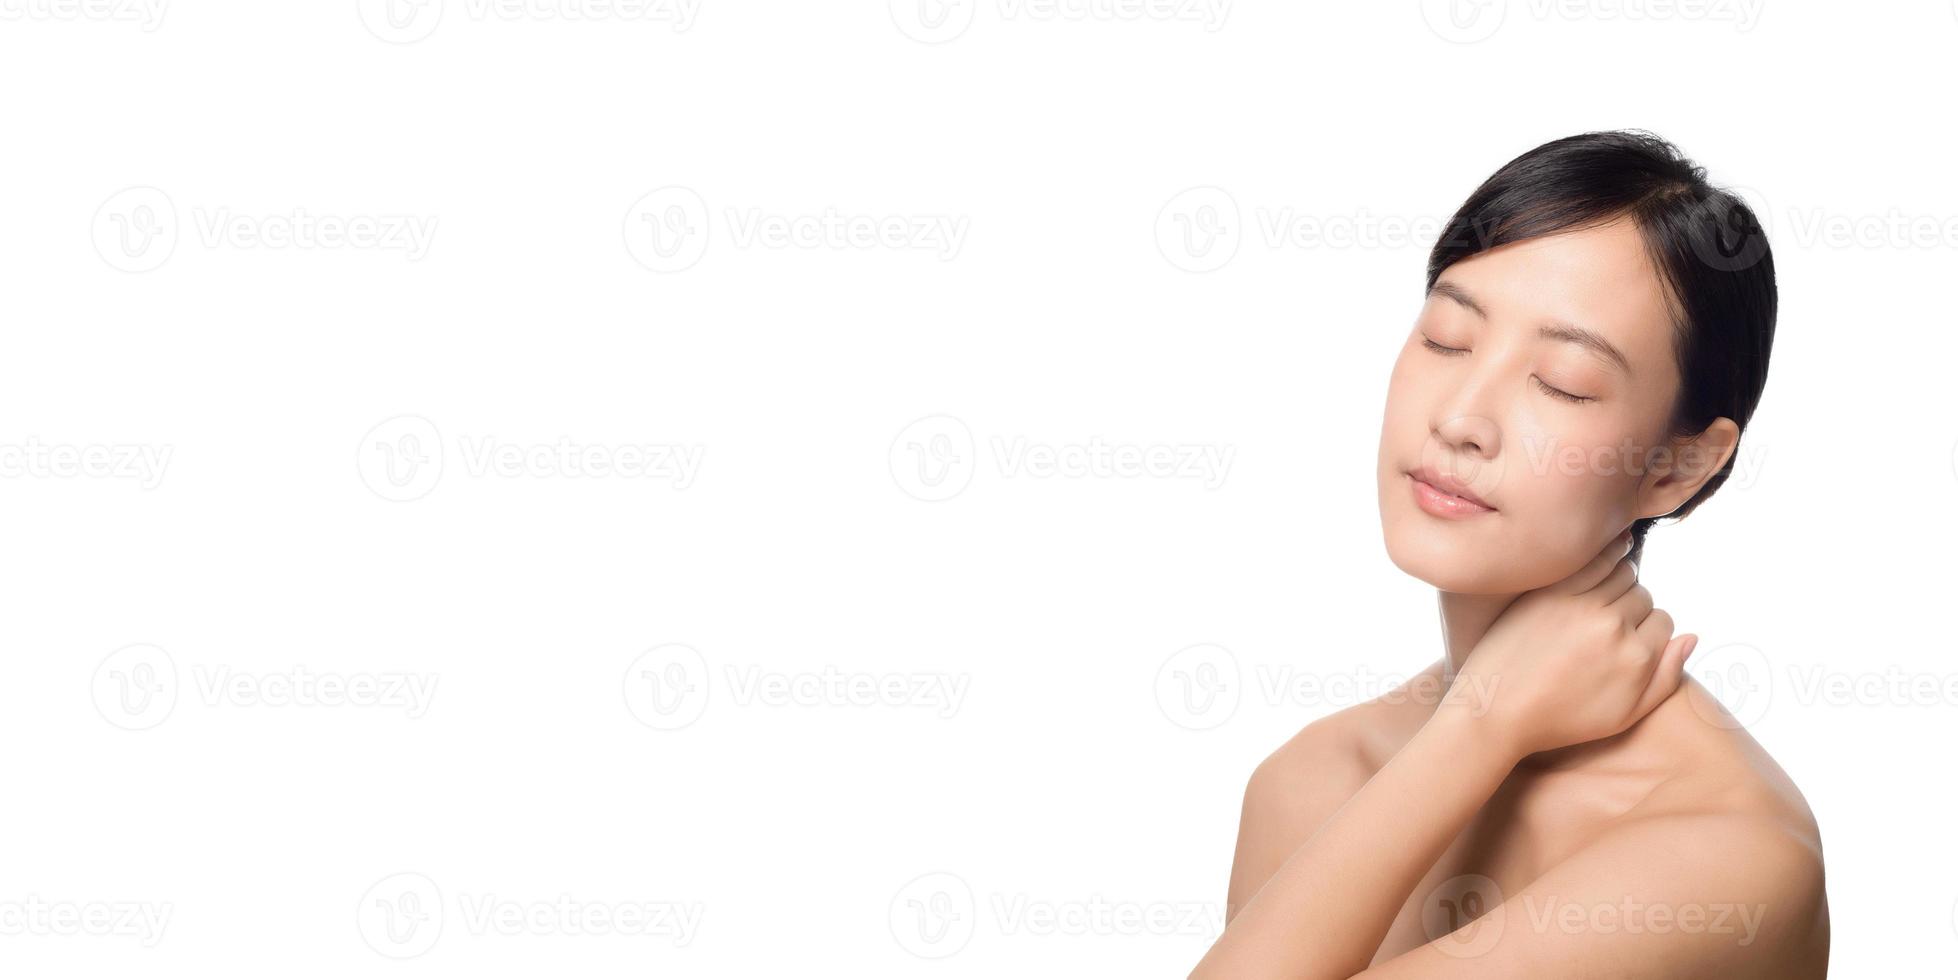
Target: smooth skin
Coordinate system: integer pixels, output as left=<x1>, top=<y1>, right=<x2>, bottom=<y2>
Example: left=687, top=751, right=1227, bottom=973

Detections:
left=1193, top=220, right=1827, bottom=978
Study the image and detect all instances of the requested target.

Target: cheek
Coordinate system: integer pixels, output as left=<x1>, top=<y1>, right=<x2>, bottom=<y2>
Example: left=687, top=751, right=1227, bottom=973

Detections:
left=1382, top=348, right=1435, bottom=429
left=1499, top=411, right=1649, bottom=545
left=1377, top=351, right=1420, bottom=451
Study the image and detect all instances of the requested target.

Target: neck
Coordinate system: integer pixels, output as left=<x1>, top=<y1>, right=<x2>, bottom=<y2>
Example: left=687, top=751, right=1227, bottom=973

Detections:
left=1436, top=587, right=1684, bottom=774
left=1436, top=589, right=1523, bottom=688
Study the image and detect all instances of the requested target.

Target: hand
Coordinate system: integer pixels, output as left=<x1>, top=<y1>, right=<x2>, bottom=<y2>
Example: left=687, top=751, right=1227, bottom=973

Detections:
left=1447, top=530, right=1699, bottom=760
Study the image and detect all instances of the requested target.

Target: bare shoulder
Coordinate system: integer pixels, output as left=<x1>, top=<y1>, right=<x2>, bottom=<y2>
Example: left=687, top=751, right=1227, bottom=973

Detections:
left=1639, top=676, right=1827, bottom=854
left=1369, top=706, right=1830, bottom=979
left=1227, top=661, right=1452, bottom=918
left=1549, top=680, right=1830, bottom=972
left=1372, top=801, right=1830, bottom=979
left=1527, top=803, right=1829, bottom=976
left=1244, top=659, right=1451, bottom=810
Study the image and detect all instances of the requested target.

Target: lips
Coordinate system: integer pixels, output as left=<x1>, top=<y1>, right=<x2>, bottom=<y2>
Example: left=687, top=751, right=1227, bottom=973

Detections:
left=1407, top=465, right=1497, bottom=512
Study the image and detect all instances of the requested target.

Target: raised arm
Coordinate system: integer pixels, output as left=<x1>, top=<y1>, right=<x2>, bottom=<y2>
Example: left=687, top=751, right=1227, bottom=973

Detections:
left=1194, top=531, right=1699, bottom=980
left=1196, top=694, right=1523, bottom=978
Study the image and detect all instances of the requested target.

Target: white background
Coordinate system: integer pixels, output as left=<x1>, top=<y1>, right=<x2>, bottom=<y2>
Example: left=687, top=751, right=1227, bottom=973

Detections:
left=3, top=0, right=1954, bottom=975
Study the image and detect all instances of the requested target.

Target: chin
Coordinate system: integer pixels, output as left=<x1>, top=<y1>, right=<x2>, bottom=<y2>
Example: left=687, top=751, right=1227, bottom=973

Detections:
left=1381, top=530, right=1526, bottom=595
left=1378, top=485, right=1533, bottom=595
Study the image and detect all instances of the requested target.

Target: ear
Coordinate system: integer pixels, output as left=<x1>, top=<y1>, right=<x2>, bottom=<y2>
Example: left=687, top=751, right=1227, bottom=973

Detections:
left=1636, top=417, right=1739, bottom=520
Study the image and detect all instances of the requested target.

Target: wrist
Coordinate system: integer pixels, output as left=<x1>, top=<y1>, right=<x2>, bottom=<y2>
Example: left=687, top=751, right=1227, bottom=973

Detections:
left=1424, top=697, right=1527, bottom=772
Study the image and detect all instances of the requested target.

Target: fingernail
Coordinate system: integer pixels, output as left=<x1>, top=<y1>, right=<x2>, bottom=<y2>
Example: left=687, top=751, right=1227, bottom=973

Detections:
left=1682, top=635, right=1700, bottom=659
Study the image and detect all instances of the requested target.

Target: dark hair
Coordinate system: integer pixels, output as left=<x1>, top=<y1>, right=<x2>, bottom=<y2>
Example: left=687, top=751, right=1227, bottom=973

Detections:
left=1425, top=129, right=1776, bottom=565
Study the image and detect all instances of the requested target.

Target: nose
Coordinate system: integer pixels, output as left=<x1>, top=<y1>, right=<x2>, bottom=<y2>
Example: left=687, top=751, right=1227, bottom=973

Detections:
left=1431, top=412, right=1500, bottom=461
left=1424, top=357, right=1505, bottom=484
left=1415, top=339, right=1512, bottom=490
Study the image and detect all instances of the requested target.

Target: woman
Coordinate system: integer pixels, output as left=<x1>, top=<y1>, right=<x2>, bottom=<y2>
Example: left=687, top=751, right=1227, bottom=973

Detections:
left=1193, top=132, right=1827, bottom=978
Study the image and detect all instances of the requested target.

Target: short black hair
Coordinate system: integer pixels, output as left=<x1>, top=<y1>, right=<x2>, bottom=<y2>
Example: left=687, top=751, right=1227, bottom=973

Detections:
left=1425, top=130, right=1776, bottom=565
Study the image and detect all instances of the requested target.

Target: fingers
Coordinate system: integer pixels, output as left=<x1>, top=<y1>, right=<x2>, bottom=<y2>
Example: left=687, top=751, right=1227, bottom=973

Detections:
left=1633, top=606, right=1674, bottom=651
left=1627, top=628, right=1695, bottom=721
left=1593, top=557, right=1640, bottom=602
left=1608, top=581, right=1653, bottom=625
left=1553, top=530, right=1633, bottom=596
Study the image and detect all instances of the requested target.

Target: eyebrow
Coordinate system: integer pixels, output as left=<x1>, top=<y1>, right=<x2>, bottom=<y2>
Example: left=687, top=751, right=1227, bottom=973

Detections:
left=1428, top=280, right=1635, bottom=379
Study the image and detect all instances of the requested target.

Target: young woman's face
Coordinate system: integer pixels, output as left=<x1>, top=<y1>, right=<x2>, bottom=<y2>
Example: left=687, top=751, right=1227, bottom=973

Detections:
left=1376, top=218, right=1701, bottom=595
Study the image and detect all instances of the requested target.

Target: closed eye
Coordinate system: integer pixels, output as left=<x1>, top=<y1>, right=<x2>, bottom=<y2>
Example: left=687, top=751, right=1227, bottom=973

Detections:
left=1533, top=376, right=1594, bottom=404
left=1422, top=336, right=1593, bottom=403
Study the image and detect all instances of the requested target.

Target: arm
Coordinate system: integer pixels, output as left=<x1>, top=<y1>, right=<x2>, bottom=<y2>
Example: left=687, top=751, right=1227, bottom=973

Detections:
left=1195, top=530, right=1699, bottom=979
left=1205, top=718, right=1823, bottom=980
left=1224, top=718, right=1377, bottom=923
left=1195, top=700, right=1521, bottom=979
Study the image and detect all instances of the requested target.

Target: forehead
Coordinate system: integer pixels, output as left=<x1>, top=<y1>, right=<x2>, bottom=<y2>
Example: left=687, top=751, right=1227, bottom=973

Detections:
left=1433, top=218, right=1678, bottom=372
